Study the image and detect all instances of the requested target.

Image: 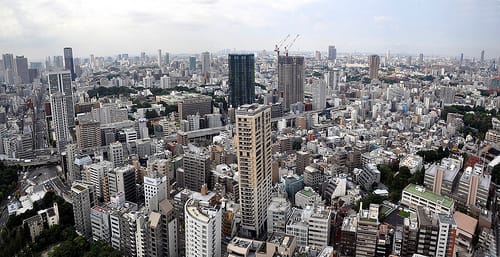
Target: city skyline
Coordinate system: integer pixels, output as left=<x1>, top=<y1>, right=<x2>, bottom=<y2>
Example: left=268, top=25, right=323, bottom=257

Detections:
left=1, top=0, right=499, bottom=60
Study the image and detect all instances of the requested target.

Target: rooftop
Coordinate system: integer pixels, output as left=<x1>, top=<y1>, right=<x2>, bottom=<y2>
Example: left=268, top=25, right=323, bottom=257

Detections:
left=403, top=184, right=454, bottom=208
left=453, top=211, right=477, bottom=235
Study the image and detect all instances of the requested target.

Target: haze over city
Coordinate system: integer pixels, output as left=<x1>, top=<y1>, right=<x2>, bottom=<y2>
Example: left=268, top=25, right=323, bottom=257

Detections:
left=2, top=0, right=500, bottom=59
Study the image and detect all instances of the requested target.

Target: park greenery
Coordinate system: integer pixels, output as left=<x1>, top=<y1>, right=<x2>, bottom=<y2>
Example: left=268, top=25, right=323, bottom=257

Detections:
left=0, top=162, right=18, bottom=201
left=378, top=164, right=424, bottom=202
left=441, top=105, right=499, bottom=139
left=416, top=146, right=451, bottom=163
left=150, top=86, right=196, bottom=95
left=87, top=86, right=137, bottom=98
left=491, top=163, right=500, bottom=185
left=1, top=191, right=121, bottom=257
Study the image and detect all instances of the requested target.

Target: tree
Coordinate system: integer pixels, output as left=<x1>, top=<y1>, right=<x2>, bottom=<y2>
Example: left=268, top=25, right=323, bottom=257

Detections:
left=292, top=140, right=302, bottom=151
left=145, top=109, right=159, bottom=119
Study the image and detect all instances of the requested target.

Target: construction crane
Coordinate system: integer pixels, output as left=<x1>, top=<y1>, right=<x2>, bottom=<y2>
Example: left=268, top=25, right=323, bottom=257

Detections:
left=274, top=34, right=290, bottom=57
left=284, top=34, right=300, bottom=56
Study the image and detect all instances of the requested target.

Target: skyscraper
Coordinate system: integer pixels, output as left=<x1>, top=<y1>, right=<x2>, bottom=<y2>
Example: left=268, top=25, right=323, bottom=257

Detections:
left=228, top=54, right=255, bottom=108
left=158, top=49, right=162, bottom=66
left=419, top=53, right=424, bottom=65
left=189, top=56, right=196, bottom=70
left=50, top=93, right=72, bottom=151
left=15, top=55, right=29, bottom=84
left=48, top=71, right=75, bottom=128
left=235, top=104, right=272, bottom=238
left=368, top=55, right=380, bottom=80
left=201, top=51, right=210, bottom=75
left=2, top=54, right=14, bottom=85
left=164, top=52, right=170, bottom=66
left=460, top=53, right=464, bottom=66
left=278, top=55, right=304, bottom=111
left=481, top=50, right=485, bottom=63
left=64, top=47, right=76, bottom=80
left=2, top=53, right=14, bottom=70
left=71, top=181, right=97, bottom=239
left=328, top=45, right=337, bottom=61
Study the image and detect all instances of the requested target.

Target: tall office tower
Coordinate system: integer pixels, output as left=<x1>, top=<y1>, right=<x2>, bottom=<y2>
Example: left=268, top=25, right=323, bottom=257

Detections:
left=108, top=141, right=125, bottom=168
left=2, top=53, right=14, bottom=84
left=328, top=45, right=337, bottom=61
left=144, top=173, right=167, bottom=211
left=460, top=53, right=464, bottom=66
left=84, top=161, right=113, bottom=200
left=201, top=51, right=210, bottom=75
left=184, top=198, right=222, bottom=257
left=183, top=147, right=211, bottom=192
left=480, top=50, right=485, bottom=63
left=368, top=55, right=380, bottom=80
left=235, top=104, right=272, bottom=238
left=90, top=54, right=95, bottom=69
left=189, top=56, right=196, bottom=70
left=407, top=56, right=412, bottom=66
left=356, top=204, right=379, bottom=257
left=419, top=53, right=424, bottom=65
left=14, top=55, right=29, bottom=84
left=157, top=49, right=162, bottom=66
left=63, top=47, right=76, bottom=80
left=48, top=71, right=75, bottom=127
left=71, top=181, right=97, bottom=239
left=278, top=55, right=304, bottom=111
left=108, top=165, right=137, bottom=203
left=76, top=120, right=101, bottom=149
left=386, top=50, right=391, bottom=64
left=228, top=54, right=255, bottom=108
left=312, top=80, right=326, bottom=110
left=436, top=214, right=457, bottom=257
left=50, top=93, right=72, bottom=151
left=2, top=53, right=14, bottom=70
left=164, top=52, right=170, bottom=66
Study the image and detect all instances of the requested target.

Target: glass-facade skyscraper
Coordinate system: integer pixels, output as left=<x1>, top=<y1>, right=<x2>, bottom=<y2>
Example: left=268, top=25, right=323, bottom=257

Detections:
left=228, top=54, right=255, bottom=108
left=64, top=47, right=75, bottom=80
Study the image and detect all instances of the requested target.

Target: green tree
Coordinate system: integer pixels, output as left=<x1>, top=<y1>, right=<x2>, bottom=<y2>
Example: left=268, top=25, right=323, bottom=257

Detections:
left=292, top=140, right=302, bottom=151
left=145, top=109, right=159, bottom=119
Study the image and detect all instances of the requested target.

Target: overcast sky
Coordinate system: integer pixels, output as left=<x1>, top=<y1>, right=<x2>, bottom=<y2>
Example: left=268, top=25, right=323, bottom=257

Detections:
left=1, top=0, right=499, bottom=61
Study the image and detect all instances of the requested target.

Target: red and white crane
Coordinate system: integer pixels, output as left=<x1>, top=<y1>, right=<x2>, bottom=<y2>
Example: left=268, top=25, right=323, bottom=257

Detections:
left=274, top=34, right=290, bottom=57
left=284, top=34, right=300, bottom=56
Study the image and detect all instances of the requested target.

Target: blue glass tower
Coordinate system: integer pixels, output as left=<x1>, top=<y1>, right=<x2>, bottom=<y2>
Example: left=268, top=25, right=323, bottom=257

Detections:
left=228, top=54, right=255, bottom=108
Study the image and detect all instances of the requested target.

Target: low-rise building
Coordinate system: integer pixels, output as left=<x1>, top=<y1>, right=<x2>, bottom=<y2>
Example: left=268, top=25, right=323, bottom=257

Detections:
left=401, top=184, right=454, bottom=214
